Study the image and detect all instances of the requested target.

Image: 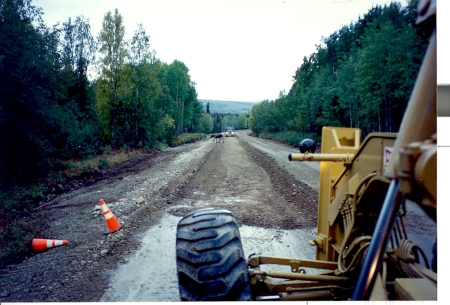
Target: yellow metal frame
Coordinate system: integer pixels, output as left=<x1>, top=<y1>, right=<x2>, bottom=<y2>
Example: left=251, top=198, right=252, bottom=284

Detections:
left=246, top=1, right=436, bottom=300
left=290, top=128, right=397, bottom=262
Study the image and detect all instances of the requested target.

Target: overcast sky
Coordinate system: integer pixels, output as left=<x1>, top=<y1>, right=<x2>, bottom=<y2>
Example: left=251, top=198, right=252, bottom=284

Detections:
left=36, top=0, right=411, bottom=102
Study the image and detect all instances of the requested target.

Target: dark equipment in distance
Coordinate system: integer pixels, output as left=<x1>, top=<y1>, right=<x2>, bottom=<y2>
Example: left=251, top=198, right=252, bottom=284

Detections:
left=299, top=139, right=316, bottom=153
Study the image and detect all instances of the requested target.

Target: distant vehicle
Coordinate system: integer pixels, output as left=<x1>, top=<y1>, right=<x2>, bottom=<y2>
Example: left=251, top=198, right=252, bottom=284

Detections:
left=225, top=127, right=235, bottom=137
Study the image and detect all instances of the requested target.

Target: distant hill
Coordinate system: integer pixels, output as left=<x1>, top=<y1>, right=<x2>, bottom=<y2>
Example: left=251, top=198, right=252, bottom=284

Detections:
left=199, top=99, right=258, bottom=115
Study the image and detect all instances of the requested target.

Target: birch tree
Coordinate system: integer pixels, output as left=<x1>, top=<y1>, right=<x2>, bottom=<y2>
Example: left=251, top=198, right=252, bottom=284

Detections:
left=96, top=9, right=128, bottom=147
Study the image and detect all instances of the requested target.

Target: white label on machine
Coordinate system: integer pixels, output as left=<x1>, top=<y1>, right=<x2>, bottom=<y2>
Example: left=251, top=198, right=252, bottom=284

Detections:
left=383, top=146, right=394, bottom=171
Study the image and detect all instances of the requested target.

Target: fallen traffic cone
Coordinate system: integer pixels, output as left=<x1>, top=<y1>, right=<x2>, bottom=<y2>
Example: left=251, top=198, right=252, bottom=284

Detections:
left=32, top=238, right=68, bottom=253
left=99, top=199, right=122, bottom=233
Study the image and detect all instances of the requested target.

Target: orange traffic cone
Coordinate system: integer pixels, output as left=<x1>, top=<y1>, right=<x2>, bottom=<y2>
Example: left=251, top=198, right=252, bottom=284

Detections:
left=32, top=238, right=68, bottom=253
left=99, top=199, right=122, bottom=233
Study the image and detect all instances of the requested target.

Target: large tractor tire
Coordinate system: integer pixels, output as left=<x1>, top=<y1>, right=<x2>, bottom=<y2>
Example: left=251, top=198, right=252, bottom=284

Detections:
left=176, top=208, right=252, bottom=301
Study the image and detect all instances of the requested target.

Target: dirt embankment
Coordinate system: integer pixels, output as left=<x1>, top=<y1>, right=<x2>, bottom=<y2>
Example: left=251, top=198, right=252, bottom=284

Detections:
left=0, top=133, right=318, bottom=302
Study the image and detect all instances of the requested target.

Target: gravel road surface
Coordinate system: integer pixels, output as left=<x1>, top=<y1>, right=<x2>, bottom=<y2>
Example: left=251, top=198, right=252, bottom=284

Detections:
left=0, top=131, right=319, bottom=301
left=0, top=130, right=435, bottom=302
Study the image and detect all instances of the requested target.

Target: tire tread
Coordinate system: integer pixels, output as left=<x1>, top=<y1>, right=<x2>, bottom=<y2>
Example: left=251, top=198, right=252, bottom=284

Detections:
left=176, top=208, right=252, bottom=301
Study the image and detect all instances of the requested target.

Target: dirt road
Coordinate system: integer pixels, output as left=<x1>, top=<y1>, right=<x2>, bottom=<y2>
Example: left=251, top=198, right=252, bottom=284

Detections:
left=0, top=131, right=319, bottom=302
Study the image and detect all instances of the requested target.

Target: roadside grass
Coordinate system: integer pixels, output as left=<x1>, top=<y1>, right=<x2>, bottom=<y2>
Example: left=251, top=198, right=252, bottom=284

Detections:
left=0, top=133, right=206, bottom=266
left=53, top=147, right=144, bottom=178
left=0, top=148, right=145, bottom=265
left=170, top=133, right=206, bottom=146
left=258, top=131, right=319, bottom=148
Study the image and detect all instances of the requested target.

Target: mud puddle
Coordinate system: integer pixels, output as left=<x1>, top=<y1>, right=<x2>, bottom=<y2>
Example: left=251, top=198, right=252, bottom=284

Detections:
left=100, top=213, right=317, bottom=302
left=100, top=214, right=180, bottom=302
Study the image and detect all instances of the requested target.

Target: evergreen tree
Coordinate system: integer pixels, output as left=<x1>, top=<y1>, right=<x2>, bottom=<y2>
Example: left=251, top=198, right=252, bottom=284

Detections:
left=250, top=1, right=429, bottom=140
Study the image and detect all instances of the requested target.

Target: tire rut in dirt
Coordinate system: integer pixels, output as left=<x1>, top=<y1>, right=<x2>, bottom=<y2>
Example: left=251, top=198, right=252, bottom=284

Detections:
left=164, top=143, right=225, bottom=216
left=176, top=208, right=252, bottom=301
left=238, top=138, right=318, bottom=228
left=167, top=136, right=318, bottom=229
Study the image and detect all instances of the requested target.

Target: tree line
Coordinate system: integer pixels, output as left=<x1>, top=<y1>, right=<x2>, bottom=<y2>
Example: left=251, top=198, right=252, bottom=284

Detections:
left=0, top=0, right=214, bottom=186
left=249, top=0, right=431, bottom=143
left=205, top=102, right=248, bottom=133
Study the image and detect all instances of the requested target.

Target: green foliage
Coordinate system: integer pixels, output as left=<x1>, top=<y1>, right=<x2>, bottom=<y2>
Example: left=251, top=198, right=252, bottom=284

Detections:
left=0, top=3, right=209, bottom=265
left=0, top=0, right=63, bottom=183
left=249, top=0, right=429, bottom=140
left=0, top=216, right=37, bottom=264
left=249, top=101, right=280, bottom=134
left=221, top=113, right=248, bottom=130
left=96, top=9, right=129, bottom=148
left=98, top=158, right=109, bottom=168
left=154, top=114, right=175, bottom=144
left=0, top=184, right=45, bottom=264
left=60, top=16, right=100, bottom=159
left=200, top=113, right=214, bottom=134
left=170, top=133, right=206, bottom=147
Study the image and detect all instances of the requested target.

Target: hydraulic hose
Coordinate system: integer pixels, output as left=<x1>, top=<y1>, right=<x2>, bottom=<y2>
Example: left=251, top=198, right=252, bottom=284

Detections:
left=351, top=180, right=401, bottom=300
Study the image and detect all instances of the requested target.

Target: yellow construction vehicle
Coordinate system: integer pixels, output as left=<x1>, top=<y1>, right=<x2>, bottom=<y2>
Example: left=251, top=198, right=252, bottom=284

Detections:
left=175, top=0, right=436, bottom=300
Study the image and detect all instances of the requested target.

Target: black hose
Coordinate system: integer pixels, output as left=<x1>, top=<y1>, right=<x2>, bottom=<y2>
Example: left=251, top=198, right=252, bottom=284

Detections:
left=351, top=180, right=402, bottom=300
